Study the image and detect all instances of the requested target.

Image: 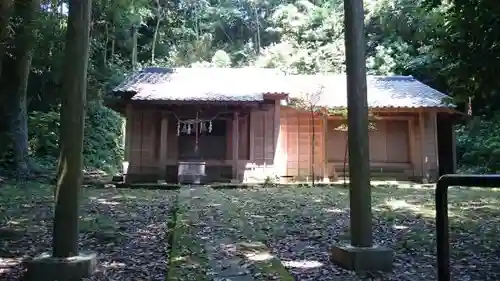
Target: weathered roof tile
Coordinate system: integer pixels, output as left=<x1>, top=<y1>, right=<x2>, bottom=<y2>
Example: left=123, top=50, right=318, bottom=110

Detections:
left=287, top=74, right=453, bottom=108
left=113, top=67, right=289, bottom=102
left=111, top=67, right=453, bottom=108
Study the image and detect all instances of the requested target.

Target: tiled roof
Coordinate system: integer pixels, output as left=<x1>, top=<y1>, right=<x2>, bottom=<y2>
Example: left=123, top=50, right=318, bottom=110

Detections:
left=111, top=67, right=453, bottom=108
left=287, top=74, right=454, bottom=108
left=112, top=67, right=290, bottom=102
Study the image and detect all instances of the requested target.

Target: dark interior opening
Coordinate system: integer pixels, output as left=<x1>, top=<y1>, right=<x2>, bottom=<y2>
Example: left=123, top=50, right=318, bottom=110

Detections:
left=178, top=119, right=227, bottom=160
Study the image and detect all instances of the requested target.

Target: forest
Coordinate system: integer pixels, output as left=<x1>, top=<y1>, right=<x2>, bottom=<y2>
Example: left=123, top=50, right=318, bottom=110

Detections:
left=0, top=0, right=499, bottom=180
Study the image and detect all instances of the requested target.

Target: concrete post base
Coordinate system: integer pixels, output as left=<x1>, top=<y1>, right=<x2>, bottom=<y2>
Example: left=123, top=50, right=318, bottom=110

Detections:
left=24, top=251, right=97, bottom=281
left=330, top=244, right=393, bottom=272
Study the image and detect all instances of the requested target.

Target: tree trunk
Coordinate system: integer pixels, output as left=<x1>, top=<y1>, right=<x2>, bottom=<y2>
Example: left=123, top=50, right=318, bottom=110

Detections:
left=103, top=22, right=108, bottom=65
left=151, top=0, right=161, bottom=64
left=52, top=0, right=91, bottom=258
left=131, top=25, right=138, bottom=69
left=2, top=0, right=41, bottom=182
left=110, top=31, right=115, bottom=62
left=253, top=5, right=261, bottom=55
left=110, top=0, right=116, bottom=63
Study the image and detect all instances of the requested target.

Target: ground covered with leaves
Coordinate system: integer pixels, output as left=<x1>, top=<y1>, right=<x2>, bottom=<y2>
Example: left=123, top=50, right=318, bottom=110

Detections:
left=217, top=183, right=500, bottom=281
left=2, top=183, right=500, bottom=281
left=0, top=184, right=177, bottom=281
left=167, top=188, right=294, bottom=281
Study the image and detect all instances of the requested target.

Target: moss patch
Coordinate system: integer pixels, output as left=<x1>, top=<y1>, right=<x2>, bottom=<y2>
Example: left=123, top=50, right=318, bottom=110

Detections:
left=166, top=191, right=210, bottom=281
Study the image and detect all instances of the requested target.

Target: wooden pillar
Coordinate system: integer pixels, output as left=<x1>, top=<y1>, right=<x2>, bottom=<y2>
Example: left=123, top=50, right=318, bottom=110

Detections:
left=419, top=110, right=427, bottom=182
left=249, top=111, right=255, bottom=161
left=322, top=115, right=331, bottom=182
left=451, top=124, right=457, bottom=173
left=159, top=113, right=169, bottom=179
left=408, top=118, right=416, bottom=177
left=344, top=0, right=372, bottom=247
left=331, top=0, right=393, bottom=271
left=124, top=104, right=133, bottom=162
left=232, top=112, right=239, bottom=180
left=432, top=111, right=439, bottom=180
left=273, top=100, right=280, bottom=168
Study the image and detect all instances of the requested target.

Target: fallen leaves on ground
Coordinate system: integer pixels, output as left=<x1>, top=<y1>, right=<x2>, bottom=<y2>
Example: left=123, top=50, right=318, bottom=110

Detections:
left=3, top=182, right=500, bottom=281
left=0, top=184, right=176, bottom=281
left=186, top=188, right=297, bottom=281
left=219, top=183, right=500, bottom=281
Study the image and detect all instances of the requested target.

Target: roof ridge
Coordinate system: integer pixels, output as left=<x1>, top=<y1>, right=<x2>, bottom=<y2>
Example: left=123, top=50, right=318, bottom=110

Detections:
left=112, top=68, right=453, bottom=109
left=138, top=68, right=417, bottom=80
left=369, top=75, right=415, bottom=82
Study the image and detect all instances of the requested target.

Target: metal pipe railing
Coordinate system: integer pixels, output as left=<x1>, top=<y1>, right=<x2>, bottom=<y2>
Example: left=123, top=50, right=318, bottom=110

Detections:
left=435, top=174, right=500, bottom=281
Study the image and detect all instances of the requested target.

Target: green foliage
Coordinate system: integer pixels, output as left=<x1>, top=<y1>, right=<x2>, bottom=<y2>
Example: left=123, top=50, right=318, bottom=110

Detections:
left=83, top=102, right=124, bottom=173
left=456, top=118, right=500, bottom=173
left=253, top=1, right=345, bottom=74
left=1, top=0, right=499, bottom=175
left=28, top=108, right=59, bottom=168
left=27, top=102, right=123, bottom=173
left=211, top=49, right=231, bottom=67
left=440, top=0, right=500, bottom=113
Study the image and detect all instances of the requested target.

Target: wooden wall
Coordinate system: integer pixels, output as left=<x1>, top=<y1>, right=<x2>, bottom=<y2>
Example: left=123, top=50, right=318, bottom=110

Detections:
left=125, top=104, right=272, bottom=182
left=241, top=102, right=279, bottom=182
left=278, top=106, right=323, bottom=179
left=277, top=106, right=441, bottom=182
left=124, top=103, right=442, bottom=183
left=326, top=120, right=411, bottom=164
left=127, top=107, right=159, bottom=175
left=250, top=104, right=277, bottom=164
left=226, top=114, right=250, bottom=160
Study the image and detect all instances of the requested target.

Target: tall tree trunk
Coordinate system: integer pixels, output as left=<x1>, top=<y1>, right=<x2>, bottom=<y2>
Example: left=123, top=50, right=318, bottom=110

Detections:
left=110, top=28, right=115, bottom=62
left=131, top=25, right=138, bottom=69
left=52, top=0, right=91, bottom=258
left=151, top=0, right=161, bottom=64
left=110, top=0, right=116, bottom=63
left=103, top=22, right=108, bottom=65
left=253, top=5, right=261, bottom=55
left=2, top=0, right=41, bottom=182
left=101, top=0, right=107, bottom=65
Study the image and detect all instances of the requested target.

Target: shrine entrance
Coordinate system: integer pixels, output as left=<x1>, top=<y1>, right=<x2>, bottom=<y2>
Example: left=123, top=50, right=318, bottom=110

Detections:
left=148, top=103, right=258, bottom=183
left=169, top=107, right=237, bottom=184
left=177, top=118, right=227, bottom=161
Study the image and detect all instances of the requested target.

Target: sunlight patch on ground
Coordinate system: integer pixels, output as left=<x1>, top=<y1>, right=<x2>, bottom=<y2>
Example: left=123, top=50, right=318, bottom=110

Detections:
left=111, top=195, right=138, bottom=200
left=251, top=214, right=266, bottom=219
left=96, top=198, right=120, bottom=205
left=377, top=198, right=437, bottom=218
left=462, top=187, right=500, bottom=192
left=324, top=207, right=344, bottom=213
left=392, top=224, right=409, bottom=230
left=384, top=199, right=421, bottom=212
left=370, top=180, right=435, bottom=190
left=0, top=258, right=22, bottom=267
left=6, top=219, right=26, bottom=225
left=245, top=251, right=274, bottom=261
left=172, top=256, right=187, bottom=262
left=282, top=260, right=323, bottom=269
left=101, top=261, right=126, bottom=268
